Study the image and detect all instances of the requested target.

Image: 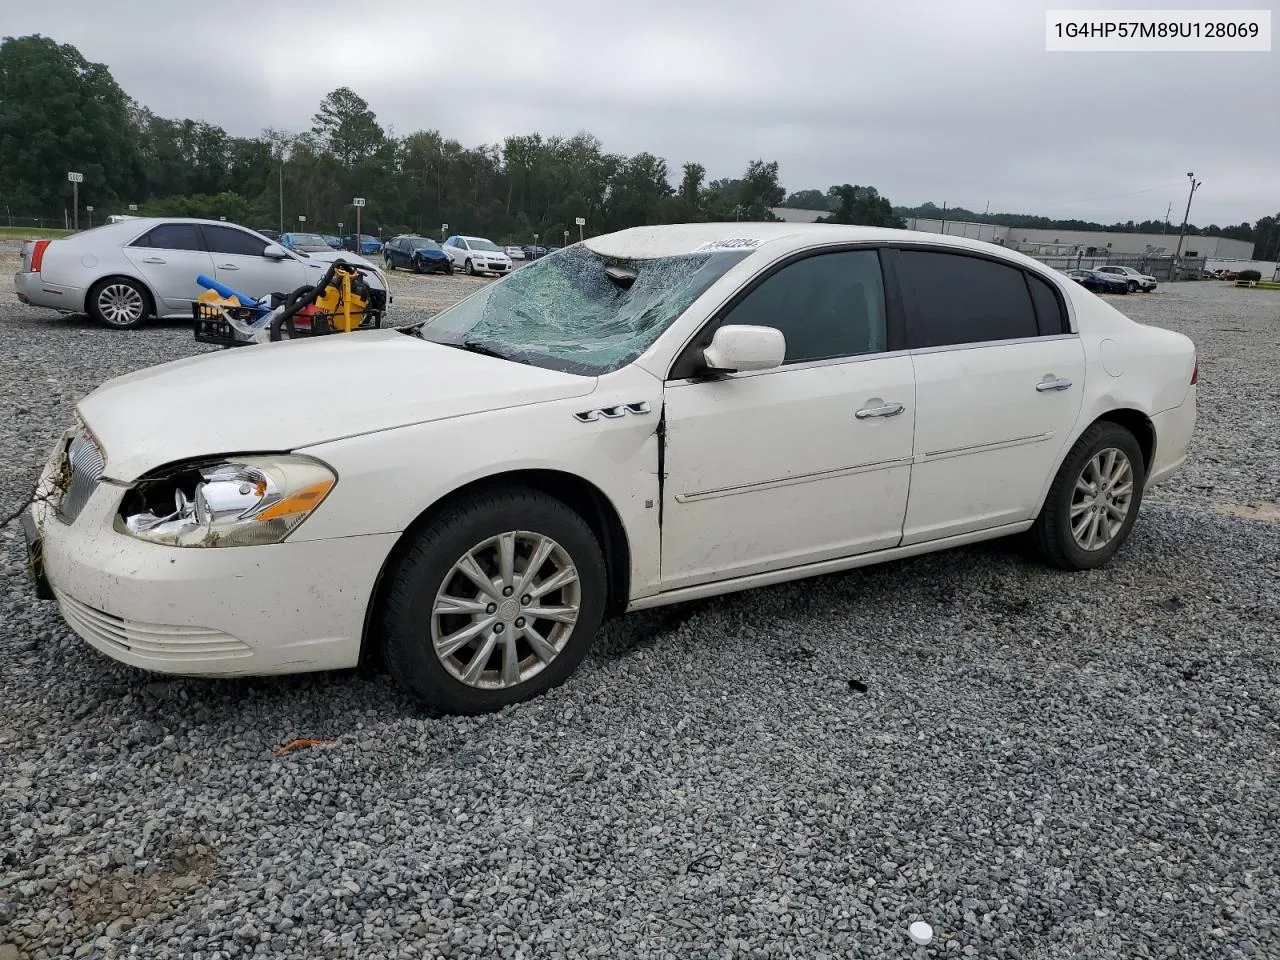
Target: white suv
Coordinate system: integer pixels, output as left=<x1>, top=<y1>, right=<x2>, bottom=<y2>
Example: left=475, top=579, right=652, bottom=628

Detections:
left=1094, top=265, right=1157, bottom=292
left=442, top=236, right=513, bottom=276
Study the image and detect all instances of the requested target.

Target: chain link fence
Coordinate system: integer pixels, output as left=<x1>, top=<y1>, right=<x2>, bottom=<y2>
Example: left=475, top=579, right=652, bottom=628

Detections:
left=1028, top=253, right=1207, bottom=281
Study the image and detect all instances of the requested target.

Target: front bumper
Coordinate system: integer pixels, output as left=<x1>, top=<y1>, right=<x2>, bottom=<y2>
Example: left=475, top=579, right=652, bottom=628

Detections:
left=28, top=445, right=397, bottom=677
left=14, top=272, right=85, bottom=312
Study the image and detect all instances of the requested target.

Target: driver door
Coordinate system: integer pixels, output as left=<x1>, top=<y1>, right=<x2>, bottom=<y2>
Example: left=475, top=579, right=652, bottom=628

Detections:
left=201, top=224, right=306, bottom=301
left=660, top=249, right=916, bottom=590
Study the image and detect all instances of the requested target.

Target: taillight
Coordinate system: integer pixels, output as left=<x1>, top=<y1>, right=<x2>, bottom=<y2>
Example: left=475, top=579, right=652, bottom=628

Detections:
left=1190, top=360, right=1198, bottom=385
left=30, top=239, right=51, bottom=273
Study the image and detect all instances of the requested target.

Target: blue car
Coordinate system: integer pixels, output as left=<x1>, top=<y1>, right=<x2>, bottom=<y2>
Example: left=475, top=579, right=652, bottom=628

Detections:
left=324, top=235, right=344, bottom=249
left=342, top=233, right=383, bottom=255
left=383, top=234, right=453, bottom=274
left=278, top=231, right=337, bottom=254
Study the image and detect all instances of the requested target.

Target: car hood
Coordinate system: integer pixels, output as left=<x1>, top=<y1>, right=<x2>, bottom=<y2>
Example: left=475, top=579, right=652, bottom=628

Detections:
left=78, top=329, right=597, bottom=482
left=411, top=247, right=448, bottom=258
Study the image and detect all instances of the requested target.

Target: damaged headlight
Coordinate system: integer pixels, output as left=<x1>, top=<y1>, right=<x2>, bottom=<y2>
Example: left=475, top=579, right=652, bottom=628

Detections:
left=116, top=455, right=335, bottom=547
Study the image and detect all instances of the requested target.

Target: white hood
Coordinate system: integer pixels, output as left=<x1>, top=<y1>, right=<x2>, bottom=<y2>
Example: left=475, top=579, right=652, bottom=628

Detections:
left=78, top=330, right=596, bottom=482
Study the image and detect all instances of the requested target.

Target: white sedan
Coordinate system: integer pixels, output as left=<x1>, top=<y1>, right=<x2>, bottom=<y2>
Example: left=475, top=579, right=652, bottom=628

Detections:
left=23, top=223, right=1197, bottom=715
left=15, top=217, right=387, bottom=329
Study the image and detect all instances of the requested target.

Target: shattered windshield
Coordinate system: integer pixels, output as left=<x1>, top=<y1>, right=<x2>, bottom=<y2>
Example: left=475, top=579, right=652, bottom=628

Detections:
left=411, top=245, right=750, bottom=375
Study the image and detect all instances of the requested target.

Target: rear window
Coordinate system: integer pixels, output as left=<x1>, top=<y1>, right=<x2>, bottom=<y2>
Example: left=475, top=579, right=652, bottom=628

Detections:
left=898, top=250, right=1040, bottom=348
left=132, top=223, right=203, bottom=252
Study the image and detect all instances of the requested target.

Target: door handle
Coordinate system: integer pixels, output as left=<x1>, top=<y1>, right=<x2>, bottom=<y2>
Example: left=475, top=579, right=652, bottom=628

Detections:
left=217, top=264, right=240, bottom=270
left=1036, top=377, right=1072, bottom=392
left=855, top=402, right=905, bottom=419
left=141, top=257, right=166, bottom=264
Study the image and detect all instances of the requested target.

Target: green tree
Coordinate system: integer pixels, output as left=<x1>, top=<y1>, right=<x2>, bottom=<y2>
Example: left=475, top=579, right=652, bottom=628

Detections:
left=783, top=188, right=830, bottom=211
left=821, top=184, right=904, bottom=228
left=311, top=87, right=385, bottom=166
left=0, top=34, right=142, bottom=213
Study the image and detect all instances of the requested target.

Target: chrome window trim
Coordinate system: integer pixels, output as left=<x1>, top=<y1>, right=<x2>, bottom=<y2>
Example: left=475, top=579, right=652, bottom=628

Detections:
left=907, top=332, right=1080, bottom=357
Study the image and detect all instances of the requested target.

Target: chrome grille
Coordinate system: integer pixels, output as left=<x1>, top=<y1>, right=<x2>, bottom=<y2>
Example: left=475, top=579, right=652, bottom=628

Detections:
left=57, top=429, right=105, bottom=523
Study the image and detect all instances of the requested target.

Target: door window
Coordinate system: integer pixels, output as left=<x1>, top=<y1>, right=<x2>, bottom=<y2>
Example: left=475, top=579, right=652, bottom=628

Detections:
left=898, top=251, right=1040, bottom=348
left=1026, top=272, right=1069, bottom=335
left=719, top=250, right=888, bottom=364
left=132, top=223, right=203, bottom=252
left=201, top=225, right=269, bottom=257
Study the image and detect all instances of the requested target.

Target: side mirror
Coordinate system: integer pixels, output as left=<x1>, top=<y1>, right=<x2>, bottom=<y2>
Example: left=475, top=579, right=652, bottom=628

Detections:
left=701, top=324, right=786, bottom=374
left=262, top=243, right=289, bottom=260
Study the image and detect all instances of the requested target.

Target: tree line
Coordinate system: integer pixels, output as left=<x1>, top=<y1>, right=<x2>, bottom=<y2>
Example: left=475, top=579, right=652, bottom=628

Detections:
left=2, top=33, right=1275, bottom=259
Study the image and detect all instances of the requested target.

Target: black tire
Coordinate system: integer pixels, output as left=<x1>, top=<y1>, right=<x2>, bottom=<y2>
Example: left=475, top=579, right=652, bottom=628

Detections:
left=385, top=256, right=395, bottom=271
left=443, top=261, right=454, bottom=276
left=87, top=277, right=151, bottom=330
left=1127, top=280, right=1138, bottom=293
left=411, top=255, right=423, bottom=274
left=380, top=487, right=607, bottom=715
left=464, top=259, right=475, bottom=276
left=1027, top=421, right=1146, bottom=571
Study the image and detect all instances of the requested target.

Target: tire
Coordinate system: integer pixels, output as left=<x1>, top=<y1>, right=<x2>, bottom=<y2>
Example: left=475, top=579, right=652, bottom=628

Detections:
left=464, top=259, right=475, bottom=276
left=1127, top=280, right=1138, bottom=293
left=444, top=261, right=454, bottom=276
left=385, top=256, right=395, bottom=271
left=1027, top=422, right=1146, bottom=571
left=88, top=277, right=150, bottom=330
left=411, top=255, right=423, bottom=274
left=380, top=487, right=607, bottom=715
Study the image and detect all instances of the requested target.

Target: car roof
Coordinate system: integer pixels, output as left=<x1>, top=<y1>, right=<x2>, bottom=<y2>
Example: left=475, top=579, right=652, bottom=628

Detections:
left=583, top=222, right=1060, bottom=273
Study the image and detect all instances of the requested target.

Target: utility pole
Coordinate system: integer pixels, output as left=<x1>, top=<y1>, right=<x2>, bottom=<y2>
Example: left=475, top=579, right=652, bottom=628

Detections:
left=278, top=164, right=284, bottom=234
left=1162, top=201, right=1172, bottom=234
left=940, top=201, right=947, bottom=235
left=1174, top=172, right=1201, bottom=261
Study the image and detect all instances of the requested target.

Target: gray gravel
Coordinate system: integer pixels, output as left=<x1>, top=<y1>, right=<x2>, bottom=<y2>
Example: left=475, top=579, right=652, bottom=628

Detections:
left=2, top=271, right=1278, bottom=960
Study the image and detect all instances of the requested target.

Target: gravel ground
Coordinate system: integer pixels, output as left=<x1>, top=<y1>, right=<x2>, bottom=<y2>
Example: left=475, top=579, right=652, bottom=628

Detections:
left=1, top=254, right=1278, bottom=960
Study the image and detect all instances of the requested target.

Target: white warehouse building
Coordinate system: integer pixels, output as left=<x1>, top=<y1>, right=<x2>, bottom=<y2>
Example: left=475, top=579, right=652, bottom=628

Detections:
left=770, top=209, right=1256, bottom=260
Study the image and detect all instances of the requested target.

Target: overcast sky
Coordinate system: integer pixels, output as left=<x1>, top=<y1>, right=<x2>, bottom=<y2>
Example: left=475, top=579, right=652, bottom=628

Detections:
left=5, top=0, right=1277, bottom=225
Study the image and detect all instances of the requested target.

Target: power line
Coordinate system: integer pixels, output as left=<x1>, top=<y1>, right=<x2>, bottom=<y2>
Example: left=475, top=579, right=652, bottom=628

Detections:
left=1039, top=182, right=1188, bottom=207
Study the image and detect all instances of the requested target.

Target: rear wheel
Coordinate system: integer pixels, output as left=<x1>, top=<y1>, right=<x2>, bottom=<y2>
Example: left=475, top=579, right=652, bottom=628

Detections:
left=88, top=278, right=150, bottom=330
left=380, top=487, right=607, bottom=715
left=1027, top=422, right=1145, bottom=570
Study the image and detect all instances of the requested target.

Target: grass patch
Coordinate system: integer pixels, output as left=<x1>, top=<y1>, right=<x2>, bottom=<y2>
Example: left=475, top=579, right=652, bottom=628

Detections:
left=0, top=226, right=71, bottom=240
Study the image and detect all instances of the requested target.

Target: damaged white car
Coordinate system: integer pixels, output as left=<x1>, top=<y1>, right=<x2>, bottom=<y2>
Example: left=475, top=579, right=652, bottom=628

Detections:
left=23, top=223, right=1197, bottom=714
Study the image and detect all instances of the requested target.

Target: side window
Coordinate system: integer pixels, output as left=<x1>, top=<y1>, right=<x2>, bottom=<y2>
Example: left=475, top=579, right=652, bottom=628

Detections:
left=720, top=250, right=888, bottom=364
left=132, top=223, right=202, bottom=252
left=1026, top=272, right=1069, bottom=335
left=898, top=251, right=1039, bottom=348
left=201, top=225, right=268, bottom=257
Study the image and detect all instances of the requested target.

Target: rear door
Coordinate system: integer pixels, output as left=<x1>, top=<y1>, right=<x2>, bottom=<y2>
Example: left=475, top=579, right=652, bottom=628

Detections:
left=202, top=224, right=306, bottom=300
left=122, top=223, right=216, bottom=313
left=893, top=248, right=1085, bottom=544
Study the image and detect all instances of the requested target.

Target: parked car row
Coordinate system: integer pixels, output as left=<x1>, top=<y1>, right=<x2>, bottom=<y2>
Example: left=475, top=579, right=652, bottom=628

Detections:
left=1061, top=265, right=1158, bottom=295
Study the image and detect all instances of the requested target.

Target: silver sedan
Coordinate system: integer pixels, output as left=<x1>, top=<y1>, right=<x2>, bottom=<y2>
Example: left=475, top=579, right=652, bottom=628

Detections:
left=15, top=217, right=388, bottom=330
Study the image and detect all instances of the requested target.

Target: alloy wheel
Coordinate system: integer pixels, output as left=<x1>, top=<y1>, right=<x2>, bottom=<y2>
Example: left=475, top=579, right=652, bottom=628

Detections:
left=97, top=284, right=145, bottom=326
left=431, top=531, right=581, bottom=689
left=1070, top=447, right=1134, bottom=551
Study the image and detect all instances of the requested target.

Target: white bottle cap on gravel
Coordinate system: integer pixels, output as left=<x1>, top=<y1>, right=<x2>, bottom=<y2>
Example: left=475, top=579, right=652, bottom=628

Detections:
left=908, top=921, right=934, bottom=945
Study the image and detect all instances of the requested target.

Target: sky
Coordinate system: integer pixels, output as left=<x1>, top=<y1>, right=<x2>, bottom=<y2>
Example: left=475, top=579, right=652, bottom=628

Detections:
left=4, top=0, right=1277, bottom=225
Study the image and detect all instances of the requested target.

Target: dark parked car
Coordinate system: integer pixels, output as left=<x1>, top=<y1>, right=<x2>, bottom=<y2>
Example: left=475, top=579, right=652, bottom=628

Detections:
left=383, top=235, right=453, bottom=274
left=1064, top=269, right=1129, bottom=294
left=521, top=244, right=549, bottom=260
left=341, top=234, right=383, bottom=255
left=257, top=228, right=281, bottom=241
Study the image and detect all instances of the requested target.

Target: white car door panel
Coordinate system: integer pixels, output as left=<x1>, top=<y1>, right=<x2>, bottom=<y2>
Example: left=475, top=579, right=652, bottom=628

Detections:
left=660, top=248, right=914, bottom=590
left=122, top=223, right=215, bottom=312
left=662, top=357, right=916, bottom=589
left=894, top=248, right=1086, bottom=545
left=905, top=338, right=1086, bottom=543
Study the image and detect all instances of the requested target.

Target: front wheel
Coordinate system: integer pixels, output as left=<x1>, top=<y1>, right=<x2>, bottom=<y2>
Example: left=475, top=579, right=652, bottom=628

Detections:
left=464, top=259, right=475, bottom=276
left=411, top=255, right=423, bottom=274
left=380, top=487, right=607, bottom=715
left=444, top=261, right=454, bottom=276
left=1127, top=280, right=1138, bottom=293
left=385, top=257, right=395, bottom=271
left=1027, top=422, right=1146, bottom=571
